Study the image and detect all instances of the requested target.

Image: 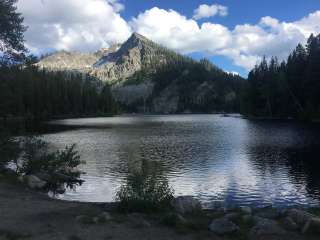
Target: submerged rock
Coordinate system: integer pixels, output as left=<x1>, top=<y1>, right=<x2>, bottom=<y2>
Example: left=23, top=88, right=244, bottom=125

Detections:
left=171, top=196, right=202, bottom=214
left=209, top=218, right=239, bottom=235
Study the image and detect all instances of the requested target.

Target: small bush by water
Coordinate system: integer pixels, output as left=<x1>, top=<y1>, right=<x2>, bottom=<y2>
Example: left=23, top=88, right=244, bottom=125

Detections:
left=116, top=160, right=174, bottom=213
left=20, top=137, right=84, bottom=192
left=0, top=129, right=20, bottom=172
left=0, top=129, right=84, bottom=193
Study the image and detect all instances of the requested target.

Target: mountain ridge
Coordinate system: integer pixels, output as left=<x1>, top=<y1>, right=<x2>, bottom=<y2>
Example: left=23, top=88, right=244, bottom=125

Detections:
left=37, top=33, right=244, bottom=113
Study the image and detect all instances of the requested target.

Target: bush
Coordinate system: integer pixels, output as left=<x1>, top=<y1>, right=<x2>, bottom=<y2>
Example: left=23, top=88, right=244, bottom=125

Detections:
left=19, top=136, right=84, bottom=192
left=116, top=160, right=174, bottom=213
left=0, top=129, right=21, bottom=172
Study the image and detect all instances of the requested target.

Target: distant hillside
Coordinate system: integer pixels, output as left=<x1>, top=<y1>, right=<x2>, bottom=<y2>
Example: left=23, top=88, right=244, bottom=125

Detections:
left=37, top=33, right=244, bottom=113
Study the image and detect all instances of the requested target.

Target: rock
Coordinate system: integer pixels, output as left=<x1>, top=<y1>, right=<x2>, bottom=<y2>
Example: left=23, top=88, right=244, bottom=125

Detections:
left=225, top=212, right=240, bottom=221
left=100, top=212, right=112, bottom=221
left=209, top=218, right=239, bottom=235
left=160, top=212, right=187, bottom=226
left=35, top=172, right=51, bottom=182
left=302, top=217, right=320, bottom=234
left=250, top=218, right=285, bottom=238
left=242, top=214, right=254, bottom=224
left=25, top=175, right=47, bottom=189
left=255, top=207, right=281, bottom=219
left=55, top=185, right=66, bottom=194
left=75, top=215, right=94, bottom=224
left=283, top=217, right=299, bottom=231
left=135, top=219, right=152, bottom=228
left=171, top=196, right=202, bottom=214
left=286, top=209, right=315, bottom=227
left=240, top=206, right=252, bottom=215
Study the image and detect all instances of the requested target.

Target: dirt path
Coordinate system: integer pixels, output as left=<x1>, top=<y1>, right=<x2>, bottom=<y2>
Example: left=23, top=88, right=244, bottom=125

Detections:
left=1, top=178, right=319, bottom=240
left=0, top=180, right=217, bottom=240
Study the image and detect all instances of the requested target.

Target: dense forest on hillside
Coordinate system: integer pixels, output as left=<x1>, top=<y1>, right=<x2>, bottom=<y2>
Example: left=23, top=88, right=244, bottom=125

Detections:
left=123, top=53, right=244, bottom=113
left=0, top=60, right=117, bottom=120
left=241, top=34, right=320, bottom=120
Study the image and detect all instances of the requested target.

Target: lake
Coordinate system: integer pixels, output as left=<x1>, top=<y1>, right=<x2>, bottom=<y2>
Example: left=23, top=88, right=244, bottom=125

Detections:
left=41, top=114, right=320, bottom=208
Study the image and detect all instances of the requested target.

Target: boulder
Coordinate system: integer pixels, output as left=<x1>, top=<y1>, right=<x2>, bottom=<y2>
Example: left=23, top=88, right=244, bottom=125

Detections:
left=97, top=212, right=112, bottom=222
left=171, top=196, right=202, bottom=214
left=282, top=217, right=299, bottom=231
left=225, top=212, right=241, bottom=221
left=240, top=206, right=252, bottom=215
left=160, top=212, right=187, bottom=226
left=34, top=172, right=51, bottom=182
left=302, top=217, right=320, bottom=234
left=209, top=218, right=239, bottom=235
left=55, top=185, right=66, bottom=194
left=255, top=207, right=281, bottom=219
left=242, top=214, right=254, bottom=224
left=286, top=209, right=314, bottom=227
left=25, top=175, right=47, bottom=189
left=250, top=217, right=285, bottom=238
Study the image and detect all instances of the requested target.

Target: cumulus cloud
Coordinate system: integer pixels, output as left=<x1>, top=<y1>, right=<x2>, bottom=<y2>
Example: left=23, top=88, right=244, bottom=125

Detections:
left=131, top=8, right=320, bottom=71
left=17, top=0, right=131, bottom=53
left=193, top=4, right=228, bottom=20
left=17, top=0, right=320, bottom=72
left=130, top=7, right=231, bottom=54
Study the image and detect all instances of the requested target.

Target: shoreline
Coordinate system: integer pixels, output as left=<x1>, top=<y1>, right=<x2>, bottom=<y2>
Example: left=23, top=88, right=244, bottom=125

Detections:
left=1, top=176, right=320, bottom=240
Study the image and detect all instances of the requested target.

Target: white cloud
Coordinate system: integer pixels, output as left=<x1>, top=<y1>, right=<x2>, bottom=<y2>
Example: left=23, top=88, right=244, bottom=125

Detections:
left=17, top=0, right=320, bottom=72
left=130, top=7, right=231, bottom=54
left=193, top=4, right=228, bottom=20
left=131, top=8, right=320, bottom=71
left=17, top=0, right=131, bottom=53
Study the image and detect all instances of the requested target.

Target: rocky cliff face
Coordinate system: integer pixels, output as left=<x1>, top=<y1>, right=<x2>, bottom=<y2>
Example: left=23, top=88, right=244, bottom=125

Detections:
left=37, top=33, right=165, bottom=82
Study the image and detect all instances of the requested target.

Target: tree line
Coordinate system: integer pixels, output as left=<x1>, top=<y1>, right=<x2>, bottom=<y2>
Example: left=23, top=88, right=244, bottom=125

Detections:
left=0, top=60, right=117, bottom=120
left=241, top=34, right=320, bottom=120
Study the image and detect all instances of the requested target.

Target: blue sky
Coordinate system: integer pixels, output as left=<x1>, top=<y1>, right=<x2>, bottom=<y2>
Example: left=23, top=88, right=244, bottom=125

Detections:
left=122, top=0, right=319, bottom=26
left=17, top=0, right=320, bottom=77
left=120, top=0, right=320, bottom=76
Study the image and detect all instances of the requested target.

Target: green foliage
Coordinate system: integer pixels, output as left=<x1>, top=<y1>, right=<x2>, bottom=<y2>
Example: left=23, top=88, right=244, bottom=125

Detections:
left=20, top=136, right=84, bottom=192
left=0, top=64, right=118, bottom=119
left=123, top=53, right=244, bottom=113
left=116, top=161, right=174, bottom=213
left=242, top=34, right=320, bottom=120
left=0, top=0, right=27, bottom=61
left=0, top=128, right=20, bottom=171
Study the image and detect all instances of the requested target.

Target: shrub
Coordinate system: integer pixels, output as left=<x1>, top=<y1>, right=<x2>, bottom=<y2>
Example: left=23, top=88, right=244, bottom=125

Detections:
left=0, top=129, right=21, bottom=172
left=19, top=136, right=84, bottom=192
left=116, top=160, right=174, bottom=213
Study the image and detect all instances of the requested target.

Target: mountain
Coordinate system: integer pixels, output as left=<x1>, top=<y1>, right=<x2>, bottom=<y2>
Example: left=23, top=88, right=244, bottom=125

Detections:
left=37, top=33, right=244, bottom=113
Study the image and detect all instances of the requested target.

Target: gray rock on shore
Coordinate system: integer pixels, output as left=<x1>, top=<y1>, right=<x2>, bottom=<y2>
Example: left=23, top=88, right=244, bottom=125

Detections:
left=171, top=196, right=202, bottom=214
left=209, top=218, right=239, bottom=235
left=25, top=175, right=47, bottom=189
left=250, top=217, right=286, bottom=238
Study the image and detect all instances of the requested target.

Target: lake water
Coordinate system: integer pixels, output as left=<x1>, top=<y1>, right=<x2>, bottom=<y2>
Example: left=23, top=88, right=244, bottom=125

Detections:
left=42, top=115, right=320, bottom=208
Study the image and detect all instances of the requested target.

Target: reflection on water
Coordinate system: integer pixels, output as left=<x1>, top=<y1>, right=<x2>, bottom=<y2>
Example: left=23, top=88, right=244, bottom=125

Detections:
left=41, top=115, right=320, bottom=207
